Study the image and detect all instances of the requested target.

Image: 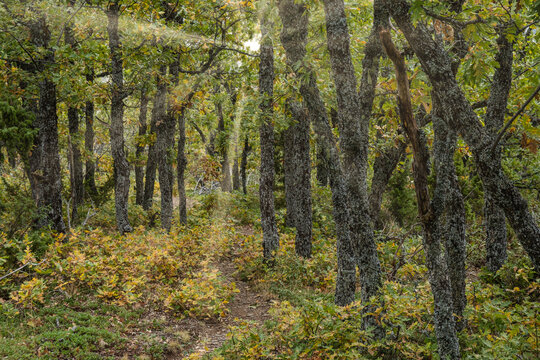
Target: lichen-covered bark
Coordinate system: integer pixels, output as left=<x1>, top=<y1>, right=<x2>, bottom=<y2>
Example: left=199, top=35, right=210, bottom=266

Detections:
left=286, top=100, right=313, bottom=258
left=369, top=140, right=406, bottom=229
left=322, top=0, right=383, bottom=315
left=380, top=29, right=461, bottom=359
left=27, top=15, right=65, bottom=233
left=135, top=90, right=149, bottom=206
left=258, top=14, right=279, bottom=261
left=84, top=71, right=98, bottom=197
left=278, top=0, right=355, bottom=305
left=484, top=31, right=513, bottom=273
left=107, top=2, right=132, bottom=233
left=432, top=94, right=467, bottom=331
left=315, top=142, right=329, bottom=186
left=385, top=0, right=540, bottom=273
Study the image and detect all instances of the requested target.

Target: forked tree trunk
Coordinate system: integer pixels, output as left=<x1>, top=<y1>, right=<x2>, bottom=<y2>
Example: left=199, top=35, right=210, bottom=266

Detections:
left=135, top=90, right=149, bottom=206
left=107, top=2, right=132, bottom=233
left=258, top=12, right=279, bottom=261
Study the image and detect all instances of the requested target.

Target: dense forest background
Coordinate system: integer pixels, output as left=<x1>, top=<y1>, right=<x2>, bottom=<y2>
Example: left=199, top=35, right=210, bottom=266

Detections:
left=0, top=0, right=539, bottom=359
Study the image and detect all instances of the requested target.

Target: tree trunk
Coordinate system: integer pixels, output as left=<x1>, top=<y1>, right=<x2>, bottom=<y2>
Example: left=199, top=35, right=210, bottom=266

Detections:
left=65, top=16, right=83, bottom=223
left=135, top=90, right=149, bottom=206
left=369, top=140, right=406, bottom=229
left=385, top=0, right=540, bottom=273
left=27, top=16, right=66, bottom=233
left=177, top=109, right=187, bottom=225
left=322, top=0, right=383, bottom=317
left=143, top=75, right=164, bottom=211
left=432, top=95, right=467, bottom=331
left=381, top=28, right=461, bottom=359
left=258, top=12, right=279, bottom=261
left=484, top=31, right=513, bottom=273
left=68, top=107, right=83, bottom=223
left=232, top=153, right=240, bottom=191
left=278, top=0, right=356, bottom=307
left=107, top=2, right=132, bottom=233
left=286, top=100, right=313, bottom=258
left=215, top=97, right=232, bottom=192
left=315, top=142, right=329, bottom=186
left=85, top=71, right=98, bottom=197
left=240, top=136, right=251, bottom=194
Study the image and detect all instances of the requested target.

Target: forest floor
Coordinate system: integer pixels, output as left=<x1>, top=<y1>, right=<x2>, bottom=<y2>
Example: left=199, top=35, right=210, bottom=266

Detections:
left=1, top=190, right=538, bottom=359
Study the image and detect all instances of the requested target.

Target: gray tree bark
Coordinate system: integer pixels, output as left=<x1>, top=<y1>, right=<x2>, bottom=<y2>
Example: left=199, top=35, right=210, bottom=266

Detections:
left=322, top=0, right=383, bottom=317
left=232, top=154, right=240, bottom=191
left=385, top=0, right=540, bottom=273
left=85, top=70, right=98, bottom=197
left=258, top=13, right=279, bottom=261
left=369, top=140, right=406, bottom=229
left=484, top=30, right=513, bottom=273
left=64, top=15, right=83, bottom=223
left=107, top=1, right=132, bottom=233
left=432, top=94, right=467, bottom=331
left=156, top=60, right=179, bottom=232
left=143, top=74, right=164, bottom=211
left=285, top=100, right=313, bottom=258
left=135, top=90, right=149, bottom=206
left=380, top=29, right=461, bottom=359
left=27, top=15, right=66, bottom=233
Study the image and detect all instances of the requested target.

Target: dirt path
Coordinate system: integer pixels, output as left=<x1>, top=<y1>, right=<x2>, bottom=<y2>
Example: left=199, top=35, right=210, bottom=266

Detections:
left=168, top=258, right=272, bottom=359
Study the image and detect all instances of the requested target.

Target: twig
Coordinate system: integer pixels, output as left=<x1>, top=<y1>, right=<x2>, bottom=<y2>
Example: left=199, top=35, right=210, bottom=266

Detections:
left=0, top=258, right=47, bottom=281
left=491, top=83, right=540, bottom=153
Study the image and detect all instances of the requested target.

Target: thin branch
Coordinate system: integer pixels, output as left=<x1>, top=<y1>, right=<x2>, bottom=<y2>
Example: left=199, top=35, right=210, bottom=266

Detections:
left=0, top=258, right=47, bottom=282
left=0, top=29, right=39, bottom=70
left=55, top=0, right=86, bottom=48
left=491, top=83, right=540, bottom=153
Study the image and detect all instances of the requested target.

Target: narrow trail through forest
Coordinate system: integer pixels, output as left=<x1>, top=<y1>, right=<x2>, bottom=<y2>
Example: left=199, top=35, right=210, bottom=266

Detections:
left=172, top=258, right=272, bottom=359
left=166, top=198, right=273, bottom=359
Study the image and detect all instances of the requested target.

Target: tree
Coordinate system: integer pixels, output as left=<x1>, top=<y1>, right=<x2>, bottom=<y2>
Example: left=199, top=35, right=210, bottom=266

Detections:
left=107, top=0, right=132, bottom=233
left=258, top=5, right=279, bottom=261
